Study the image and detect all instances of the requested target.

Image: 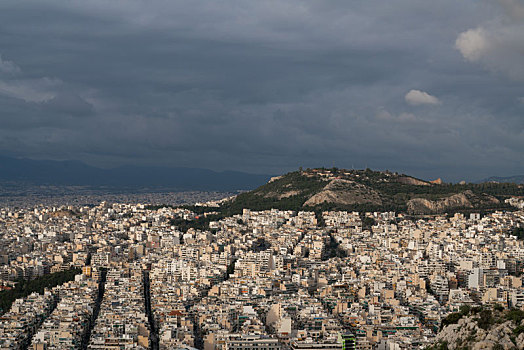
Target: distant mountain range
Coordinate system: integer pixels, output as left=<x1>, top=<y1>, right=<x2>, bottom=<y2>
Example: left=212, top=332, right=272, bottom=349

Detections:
left=479, top=175, right=524, bottom=184
left=0, top=155, right=271, bottom=191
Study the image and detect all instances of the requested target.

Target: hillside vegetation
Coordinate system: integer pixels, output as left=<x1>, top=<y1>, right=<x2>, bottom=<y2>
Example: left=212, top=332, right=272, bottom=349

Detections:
left=167, top=168, right=523, bottom=232
left=220, top=168, right=523, bottom=215
left=0, top=268, right=81, bottom=315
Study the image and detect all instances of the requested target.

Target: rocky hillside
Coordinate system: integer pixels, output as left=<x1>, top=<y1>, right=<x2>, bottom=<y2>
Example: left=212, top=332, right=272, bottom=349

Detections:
left=303, top=178, right=383, bottom=207
left=428, top=306, right=524, bottom=350
left=219, top=168, right=524, bottom=215
left=407, top=190, right=500, bottom=214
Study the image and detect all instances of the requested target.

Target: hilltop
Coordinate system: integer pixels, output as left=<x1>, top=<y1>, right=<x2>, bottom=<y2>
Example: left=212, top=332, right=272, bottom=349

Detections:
left=219, top=168, right=524, bottom=215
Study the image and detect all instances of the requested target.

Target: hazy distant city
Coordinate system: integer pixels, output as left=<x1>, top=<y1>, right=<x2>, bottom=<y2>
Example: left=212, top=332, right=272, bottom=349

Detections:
left=0, top=182, right=235, bottom=208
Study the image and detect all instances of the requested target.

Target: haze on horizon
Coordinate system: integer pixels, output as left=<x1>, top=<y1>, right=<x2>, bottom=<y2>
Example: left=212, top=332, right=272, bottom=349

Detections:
left=0, top=0, right=523, bottom=183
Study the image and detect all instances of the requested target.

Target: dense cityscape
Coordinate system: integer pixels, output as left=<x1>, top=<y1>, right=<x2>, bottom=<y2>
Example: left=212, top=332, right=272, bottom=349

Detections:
left=2, top=0, right=524, bottom=348
left=0, top=194, right=523, bottom=349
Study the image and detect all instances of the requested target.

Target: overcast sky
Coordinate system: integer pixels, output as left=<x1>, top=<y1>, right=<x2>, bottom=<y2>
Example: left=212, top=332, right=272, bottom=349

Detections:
left=0, top=0, right=523, bottom=181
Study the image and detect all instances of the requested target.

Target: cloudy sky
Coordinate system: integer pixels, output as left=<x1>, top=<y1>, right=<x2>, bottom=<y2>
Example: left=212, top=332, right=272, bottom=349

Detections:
left=0, top=0, right=523, bottom=181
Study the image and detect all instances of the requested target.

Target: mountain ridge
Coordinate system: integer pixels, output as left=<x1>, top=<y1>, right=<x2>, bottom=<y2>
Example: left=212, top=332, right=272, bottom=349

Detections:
left=0, top=155, right=271, bottom=191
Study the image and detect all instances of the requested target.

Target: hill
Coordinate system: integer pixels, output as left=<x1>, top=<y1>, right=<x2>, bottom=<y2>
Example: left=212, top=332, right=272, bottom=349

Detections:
left=0, top=155, right=271, bottom=191
left=218, top=168, right=524, bottom=215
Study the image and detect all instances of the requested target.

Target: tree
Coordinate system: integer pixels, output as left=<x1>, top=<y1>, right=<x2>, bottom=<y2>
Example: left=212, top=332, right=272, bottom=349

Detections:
left=0, top=268, right=81, bottom=315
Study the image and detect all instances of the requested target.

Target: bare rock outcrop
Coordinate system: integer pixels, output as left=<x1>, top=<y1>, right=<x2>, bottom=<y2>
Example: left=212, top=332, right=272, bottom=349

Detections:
left=303, top=179, right=382, bottom=207
left=432, top=313, right=524, bottom=350
left=407, top=190, right=499, bottom=214
left=397, top=176, right=430, bottom=186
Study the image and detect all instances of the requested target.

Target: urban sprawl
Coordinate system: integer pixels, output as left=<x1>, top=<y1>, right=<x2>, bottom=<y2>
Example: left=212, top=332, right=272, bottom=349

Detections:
left=1, top=197, right=524, bottom=349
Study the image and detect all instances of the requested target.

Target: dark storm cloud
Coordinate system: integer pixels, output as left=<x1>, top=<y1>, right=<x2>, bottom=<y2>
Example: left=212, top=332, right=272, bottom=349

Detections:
left=0, top=0, right=523, bottom=181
